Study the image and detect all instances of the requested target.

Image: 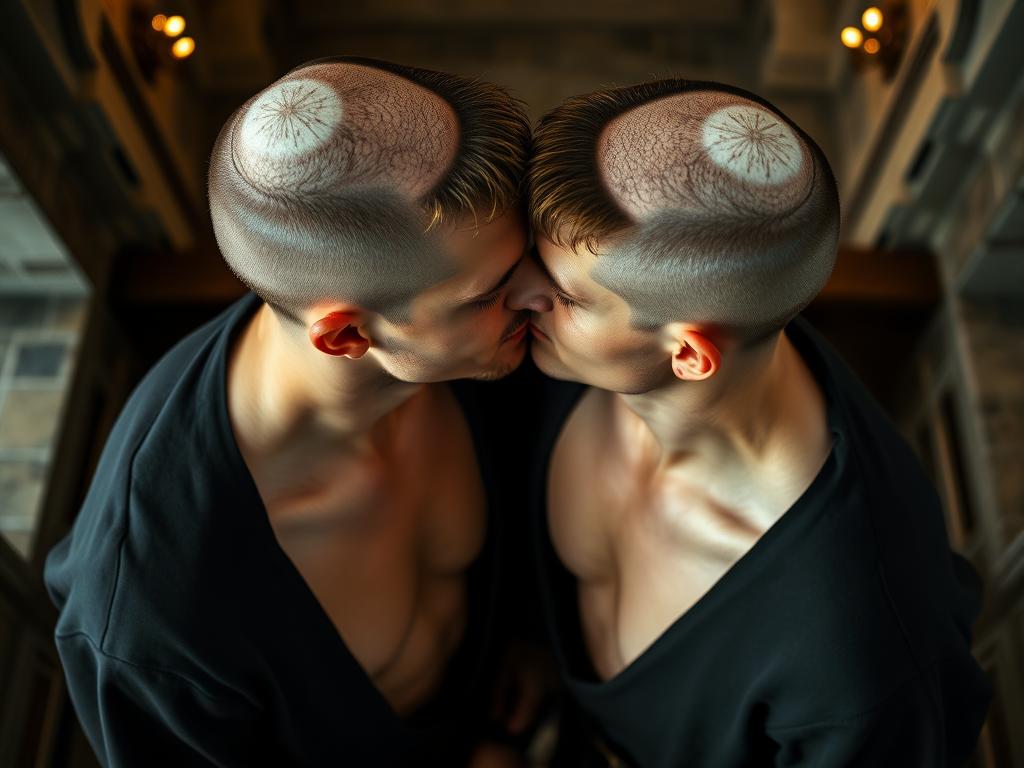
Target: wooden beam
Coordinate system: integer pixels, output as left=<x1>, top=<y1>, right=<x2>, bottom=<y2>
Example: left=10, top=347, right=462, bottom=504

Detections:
left=816, top=246, right=941, bottom=306
left=112, top=244, right=245, bottom=305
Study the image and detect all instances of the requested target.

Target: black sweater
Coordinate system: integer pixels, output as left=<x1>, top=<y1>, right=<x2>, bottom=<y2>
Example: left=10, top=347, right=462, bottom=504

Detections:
left=528, top=315, right=992, bottom=767
left=43, top=291, right=505, bottom=767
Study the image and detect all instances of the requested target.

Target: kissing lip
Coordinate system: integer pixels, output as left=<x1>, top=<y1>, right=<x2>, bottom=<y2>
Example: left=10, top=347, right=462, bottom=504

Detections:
left=528, top=322, right=549, bottom=340
left=502, top=320, right=529, bottom=342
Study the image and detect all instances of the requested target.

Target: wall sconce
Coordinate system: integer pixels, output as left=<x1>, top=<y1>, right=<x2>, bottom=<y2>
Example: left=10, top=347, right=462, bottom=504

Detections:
left=130, top=4, right=197, bottom=82
left=840, top=2, right=907, bottom=80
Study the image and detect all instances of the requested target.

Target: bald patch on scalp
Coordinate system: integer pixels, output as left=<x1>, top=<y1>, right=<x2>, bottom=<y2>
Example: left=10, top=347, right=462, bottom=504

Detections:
left=702, top=105, right=802, bottom=185
left=588, top=88, right=836, bottom=341
left=239, top=79, right=344, bottom=169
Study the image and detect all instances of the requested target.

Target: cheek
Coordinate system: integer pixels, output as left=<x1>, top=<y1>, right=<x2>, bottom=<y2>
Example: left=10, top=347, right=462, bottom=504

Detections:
left=434, top=309, right=505, bottom=354
left=555, top=312, right=663, bottom=379
left=554, top=311, right=624, bottom=362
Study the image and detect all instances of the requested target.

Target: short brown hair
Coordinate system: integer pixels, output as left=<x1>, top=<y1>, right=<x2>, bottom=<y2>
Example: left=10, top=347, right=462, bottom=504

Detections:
left=307, top=56, right=531, bottom=231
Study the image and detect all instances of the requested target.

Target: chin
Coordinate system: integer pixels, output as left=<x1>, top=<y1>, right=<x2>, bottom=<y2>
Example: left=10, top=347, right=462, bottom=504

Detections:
left=475, top=347, right=526, bottom=381
left=471, top=363, right=516, bottom=381
left=529, top=345, right=580, bottom=383
left=468, top=338, right=525, bottom=381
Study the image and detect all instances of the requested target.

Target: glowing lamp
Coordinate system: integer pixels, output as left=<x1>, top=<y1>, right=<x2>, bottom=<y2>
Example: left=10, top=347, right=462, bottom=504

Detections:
left=841, top=26, right=864, bottom=48
left=862, top=7, right=884, bottom=32
left=171, top=36, right=195, bottom=59
left=163, top=15, right=186, bottom=37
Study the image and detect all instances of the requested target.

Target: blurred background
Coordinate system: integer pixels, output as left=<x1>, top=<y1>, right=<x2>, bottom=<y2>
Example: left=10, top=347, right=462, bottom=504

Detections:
left=0, top=0, right=1021, bottom=765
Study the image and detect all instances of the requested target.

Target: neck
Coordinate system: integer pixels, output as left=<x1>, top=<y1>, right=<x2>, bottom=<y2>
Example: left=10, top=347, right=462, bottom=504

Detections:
left=229, top=303, right=424, bottom=459
left=616, top=332, right=805, bottom=477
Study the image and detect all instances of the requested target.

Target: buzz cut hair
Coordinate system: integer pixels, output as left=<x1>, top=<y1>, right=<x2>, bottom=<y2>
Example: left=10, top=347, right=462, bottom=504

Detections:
left=208, top=55, right=531, bottom=327
left=528, top=79, right=840, bottom=347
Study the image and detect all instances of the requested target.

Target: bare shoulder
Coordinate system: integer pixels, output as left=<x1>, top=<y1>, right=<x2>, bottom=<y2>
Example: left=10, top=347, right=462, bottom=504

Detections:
left=547, top=387, right=617, bottom=579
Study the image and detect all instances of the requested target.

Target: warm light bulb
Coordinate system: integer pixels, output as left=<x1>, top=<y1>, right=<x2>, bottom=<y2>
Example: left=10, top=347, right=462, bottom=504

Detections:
left=863, top=37, right=881, bottom=54
left=841, top=26, right=864, bottom=48
left=171, top=36, right=195, bottom=59
left=151, top=14, right=167, bottom=32
left=862, top=7, right=884, bottom=32
left=163, top=15, right=186, bottom=37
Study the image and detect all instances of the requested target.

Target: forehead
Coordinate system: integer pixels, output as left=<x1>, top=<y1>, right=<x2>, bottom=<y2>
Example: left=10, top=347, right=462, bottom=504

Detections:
left=535, top=234, right=605, bottom=289
left=536, top=235, right=634, bottom=322
left=438, top=208, right=528, bottom=280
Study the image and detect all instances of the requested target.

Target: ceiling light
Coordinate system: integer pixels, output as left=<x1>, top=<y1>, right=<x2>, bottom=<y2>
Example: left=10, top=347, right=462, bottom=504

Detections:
left=841, top=27, right=864, bottom=48
left=163, top=15, right=185, bottom=37
left=862, top=7, right=884, bottom=32
left=171, top=36, right=195, bottom=59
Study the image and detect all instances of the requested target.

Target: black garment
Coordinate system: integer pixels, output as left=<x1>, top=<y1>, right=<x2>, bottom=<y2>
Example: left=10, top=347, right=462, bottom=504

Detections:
left=529, top=315, right=992, bottom=768
left=43, top=291, right=505, bottom=767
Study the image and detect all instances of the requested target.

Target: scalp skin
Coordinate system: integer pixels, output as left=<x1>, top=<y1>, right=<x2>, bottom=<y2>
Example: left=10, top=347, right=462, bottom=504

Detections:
left=591, top=90, right=837, bottom=340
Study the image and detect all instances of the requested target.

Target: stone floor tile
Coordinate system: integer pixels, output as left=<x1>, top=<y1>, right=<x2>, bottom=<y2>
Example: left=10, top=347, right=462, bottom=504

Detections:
left=0, top=296, right=47, bottom=329
left=0, top=389, right=64, bottom=450
left=14, top=341, right=67, bottom=377
left=1, top=529, right=34, bottom=559
left=0, top=460, right=45, bottom=523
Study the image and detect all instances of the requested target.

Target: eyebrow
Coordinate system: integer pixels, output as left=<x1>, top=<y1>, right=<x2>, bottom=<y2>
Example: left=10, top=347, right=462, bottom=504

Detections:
left=465, top=256, right=522, bottom=303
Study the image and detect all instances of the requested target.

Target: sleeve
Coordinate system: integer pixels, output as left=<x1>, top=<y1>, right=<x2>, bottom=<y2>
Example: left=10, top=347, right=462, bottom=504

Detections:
left=768, top=656, right=993, bottom=767
left=55, top=631, right=270, bottom=768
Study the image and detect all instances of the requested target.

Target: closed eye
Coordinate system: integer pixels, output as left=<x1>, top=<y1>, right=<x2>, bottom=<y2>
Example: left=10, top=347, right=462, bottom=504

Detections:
left=470, top=292, right=501, bottom=310
left=465, top=254, right=524, bottom=310
left=550, top=280, right=578, bottom=309
left=553, top=291, right=577, bottom=309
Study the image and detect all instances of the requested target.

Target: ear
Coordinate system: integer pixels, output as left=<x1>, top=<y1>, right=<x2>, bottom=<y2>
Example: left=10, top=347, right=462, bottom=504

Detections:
left=670, top=328, right=721, bottom=382
left=308, top=311, right=371, bottom=359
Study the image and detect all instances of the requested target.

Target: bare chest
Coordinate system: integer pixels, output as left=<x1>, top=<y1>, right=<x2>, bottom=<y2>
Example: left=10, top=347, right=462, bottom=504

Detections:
left=547, top=396, right=770, bottom=681
left=257, top=400, right=487, bottom=713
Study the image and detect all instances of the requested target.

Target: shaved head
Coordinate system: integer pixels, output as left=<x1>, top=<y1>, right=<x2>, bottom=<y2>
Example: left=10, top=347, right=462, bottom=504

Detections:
left=529, top=80, right=840, bottom=345
left=209, top=56, right=530, bottom=327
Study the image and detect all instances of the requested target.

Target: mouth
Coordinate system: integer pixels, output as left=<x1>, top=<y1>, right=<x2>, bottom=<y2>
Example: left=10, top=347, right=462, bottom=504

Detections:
left=502, top=321, right=529, bottom=343
left=528, top=322, right=549, bottom=341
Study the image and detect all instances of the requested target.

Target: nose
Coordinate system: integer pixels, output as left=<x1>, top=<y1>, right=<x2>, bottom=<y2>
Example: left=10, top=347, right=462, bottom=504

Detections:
left=505, top=253, right=553, bottom=314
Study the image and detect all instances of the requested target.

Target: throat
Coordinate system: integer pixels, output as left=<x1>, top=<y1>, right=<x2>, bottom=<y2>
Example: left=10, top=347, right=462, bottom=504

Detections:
left=228, top=302, right=423, bottom=461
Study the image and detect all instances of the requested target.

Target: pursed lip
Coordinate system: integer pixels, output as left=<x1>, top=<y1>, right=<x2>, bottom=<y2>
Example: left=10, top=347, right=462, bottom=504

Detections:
left=528, top=322, right=549, bottom=340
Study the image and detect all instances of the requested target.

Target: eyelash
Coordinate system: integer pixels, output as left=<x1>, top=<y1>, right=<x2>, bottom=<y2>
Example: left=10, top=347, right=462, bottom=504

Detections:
left=553, top=288, right=577, bottom=309
left=470, top=292, right=501, bottom=310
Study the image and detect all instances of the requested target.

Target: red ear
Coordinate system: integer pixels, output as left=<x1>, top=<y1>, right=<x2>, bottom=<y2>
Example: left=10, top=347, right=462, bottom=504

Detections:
left=309, top=312, right=371, bottom=359
left=671, top=329, right=721, bottom=381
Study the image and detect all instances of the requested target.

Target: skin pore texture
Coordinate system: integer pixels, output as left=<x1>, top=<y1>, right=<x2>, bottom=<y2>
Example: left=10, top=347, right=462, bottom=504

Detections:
left=214, top=59, right=532, bottom=731
left=515, top=86, right=837, bottom=680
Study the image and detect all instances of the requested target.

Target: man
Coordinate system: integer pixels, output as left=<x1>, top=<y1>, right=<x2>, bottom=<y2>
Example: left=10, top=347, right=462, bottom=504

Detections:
left=44, top=56, right=537, bottom=766
left=507, top=80, right=992, bottom=766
